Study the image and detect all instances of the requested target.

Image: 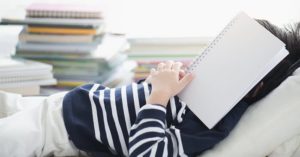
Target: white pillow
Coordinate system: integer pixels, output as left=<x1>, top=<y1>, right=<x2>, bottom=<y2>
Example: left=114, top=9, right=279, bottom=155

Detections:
left=199, top=67, right=300, bottom=157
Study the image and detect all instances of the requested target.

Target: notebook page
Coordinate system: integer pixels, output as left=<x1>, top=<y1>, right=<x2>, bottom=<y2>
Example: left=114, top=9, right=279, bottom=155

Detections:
left=0, top=58, right=23, bottom=67
left=178, top=12, right=286, bottom=129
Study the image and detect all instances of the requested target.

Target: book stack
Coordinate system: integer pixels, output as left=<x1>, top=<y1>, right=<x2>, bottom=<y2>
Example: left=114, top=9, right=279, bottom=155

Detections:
left=126, top=37, right=209, bottom=81
left=0, top=57, right=56, bottom=95
left=14, top=3, right=133, bottom=88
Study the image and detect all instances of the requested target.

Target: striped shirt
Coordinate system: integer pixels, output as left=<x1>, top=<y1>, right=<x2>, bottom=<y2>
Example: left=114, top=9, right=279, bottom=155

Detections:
left=63, top=82, right=249, bottom=157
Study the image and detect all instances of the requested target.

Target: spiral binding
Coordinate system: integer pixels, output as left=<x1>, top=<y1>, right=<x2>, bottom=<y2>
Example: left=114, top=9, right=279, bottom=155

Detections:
left=27, top=10, right=101, bottom=19
left=187, top=14, right=241, bottom=72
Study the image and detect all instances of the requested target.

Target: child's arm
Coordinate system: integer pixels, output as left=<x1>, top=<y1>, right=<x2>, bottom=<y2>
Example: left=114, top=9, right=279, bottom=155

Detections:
left=128, top=61, right=194, bottom=156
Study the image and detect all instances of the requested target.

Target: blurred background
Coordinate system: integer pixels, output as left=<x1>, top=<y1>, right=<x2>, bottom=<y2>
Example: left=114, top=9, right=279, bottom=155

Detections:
left=1, top=0, right=300, bottom=40
left=0, top=0, right=299, bottom=95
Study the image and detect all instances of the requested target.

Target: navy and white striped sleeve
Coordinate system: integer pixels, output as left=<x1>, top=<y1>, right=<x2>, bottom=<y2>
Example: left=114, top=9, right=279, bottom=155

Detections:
left=128, top=104, right=188, bottom=157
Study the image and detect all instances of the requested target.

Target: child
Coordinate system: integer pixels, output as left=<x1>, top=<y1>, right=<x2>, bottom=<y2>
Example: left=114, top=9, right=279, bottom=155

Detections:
left=0, top=61, right=249, bottom=157
left=62, top=61, right=250, bottom=157
left=0, top=20, right=299, bottom=157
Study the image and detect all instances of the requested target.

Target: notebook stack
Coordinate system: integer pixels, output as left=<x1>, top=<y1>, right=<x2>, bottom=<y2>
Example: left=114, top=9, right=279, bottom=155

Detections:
left=15, top=3, right=133, bottom=88
left=0, top=57, right=56, bottom=95
left=126, top=37, right=209, bottom=81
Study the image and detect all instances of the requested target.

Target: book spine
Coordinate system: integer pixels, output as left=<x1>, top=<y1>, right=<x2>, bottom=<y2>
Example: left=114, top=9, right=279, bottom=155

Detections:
left=26, top=10, right=102, bottom=19
left=19, top=33, right=95, bottom=43
left=26, top=26, right=99, bottom=35
left=16, top=42, right=98, bottom=54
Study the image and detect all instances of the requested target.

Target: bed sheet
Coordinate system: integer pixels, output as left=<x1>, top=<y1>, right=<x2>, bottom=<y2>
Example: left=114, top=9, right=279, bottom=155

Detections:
left=199, top=68, right=300, bottom=157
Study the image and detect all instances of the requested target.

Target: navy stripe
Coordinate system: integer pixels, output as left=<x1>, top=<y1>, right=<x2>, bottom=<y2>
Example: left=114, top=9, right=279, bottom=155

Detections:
left=114, top=87, right=130, bottom=147
left=125, top=84, right=136, bottom=125
left=63, top=84, right=105, bottom=151
left=166, top=101, right=174, bottom=126
left=135, top=109, right=166, bottom=122
left=137, top=84, right=146, bottom=108
left=130, top=140, right=159, bottom=157
left=155, top=141, right=165, bottom=157
left=103, top=89, right=122, bottom=154
left=166, top=133, right=173, bottom=157
left=92, top=90, right=109, bottom=147
left=129, top=132, right=165, bottom=147
left=144, top=151, right=151, bottom=157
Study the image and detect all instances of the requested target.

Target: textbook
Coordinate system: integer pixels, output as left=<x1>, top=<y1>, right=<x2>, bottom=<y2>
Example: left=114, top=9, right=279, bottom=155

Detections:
left=178, top=12, right=289, bottom=129
left=0, top=18, right=103, bottom=28
left=19, top=29, right=103, bottom=43
left=26, top=25, right=104, bottom=35
left=26, top=3, right=102, bottom=19
left=16, top=42, right=100, bottom=54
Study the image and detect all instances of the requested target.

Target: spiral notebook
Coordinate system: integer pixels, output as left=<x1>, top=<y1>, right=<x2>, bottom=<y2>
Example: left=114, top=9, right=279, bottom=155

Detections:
left=178, top=12, right=289, bottom=129
left=26, top=3, right=102, bottom=19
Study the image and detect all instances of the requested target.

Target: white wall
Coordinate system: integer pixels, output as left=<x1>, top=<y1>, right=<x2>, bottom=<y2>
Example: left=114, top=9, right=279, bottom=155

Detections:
left=0, top=0, right=300, bottom=38
left=123, top=0, right=300, bottom=38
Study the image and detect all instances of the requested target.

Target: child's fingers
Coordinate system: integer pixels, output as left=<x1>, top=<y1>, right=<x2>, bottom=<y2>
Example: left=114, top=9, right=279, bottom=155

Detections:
left=150, top=68, right=156, bottom=74
left=172, top=62, right=183, bottom=71
left=157, top=62, right=166, bottom=71
left=165, top=60, right=174, bottom=70
left=179, top=73, right=194, bottom=89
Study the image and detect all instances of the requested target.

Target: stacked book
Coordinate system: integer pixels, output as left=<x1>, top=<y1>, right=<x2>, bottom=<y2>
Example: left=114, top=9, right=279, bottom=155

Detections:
left=13, top=3, right=133, bottom=88
left=0, top=57, right=56, bottom=95
left=126, top=37, right=210, bottom=81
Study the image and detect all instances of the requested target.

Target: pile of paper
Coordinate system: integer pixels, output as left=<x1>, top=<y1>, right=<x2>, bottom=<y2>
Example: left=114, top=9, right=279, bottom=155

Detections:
left=0, top=57, right=56, bottom=95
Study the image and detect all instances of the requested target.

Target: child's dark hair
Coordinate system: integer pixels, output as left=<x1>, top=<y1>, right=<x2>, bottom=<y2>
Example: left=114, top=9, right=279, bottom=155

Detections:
left=246, top=20, right=300, bottom=103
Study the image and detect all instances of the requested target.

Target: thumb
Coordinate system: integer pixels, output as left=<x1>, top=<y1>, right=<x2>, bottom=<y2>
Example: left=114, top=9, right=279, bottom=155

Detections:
left=178, top=73, right=194, bottom=89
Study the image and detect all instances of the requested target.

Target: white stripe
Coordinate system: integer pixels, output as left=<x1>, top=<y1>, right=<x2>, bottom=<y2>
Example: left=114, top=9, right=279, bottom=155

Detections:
left=177, top=101, right=187, bottom=123
left=88, top=84, right=101, bottom=142
left=121, top=85, right=132, bottom=132
left=131, top=118, right=165, bottom=130
left=137, top=142, right=159, bottom=157
left=173, top=127, right=187, bottom=157
left=129, top=137, right=162, bottom=155
left=166, top=129, right=178, bottom=157
left=110, top=89, right=129, bottom=156
left=132, top=83, right=140, bottom=115
left=139, top=104, right=166, bottom=113
left=129, top=127, right=165, bottom=142
left=162, top=137, right=168, bottom=157
left=99, top=90, right=116, bottom=153
left=149, top=143, right=159, bottom=157
left=143, top=82, right=150, bottom=98
left=170, top=97, right=176, bottom=120
left=180, top=100, right=187, bottom=115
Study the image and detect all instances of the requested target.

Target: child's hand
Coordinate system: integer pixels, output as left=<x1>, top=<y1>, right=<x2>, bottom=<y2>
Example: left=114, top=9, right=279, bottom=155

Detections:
left=147, top=61, right=194, bottom=107
left=145, top=66, right=186, bottom=83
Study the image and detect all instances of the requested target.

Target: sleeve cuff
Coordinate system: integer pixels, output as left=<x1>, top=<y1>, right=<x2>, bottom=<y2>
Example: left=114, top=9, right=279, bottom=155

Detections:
left=136, top=104, right=166, bottom=122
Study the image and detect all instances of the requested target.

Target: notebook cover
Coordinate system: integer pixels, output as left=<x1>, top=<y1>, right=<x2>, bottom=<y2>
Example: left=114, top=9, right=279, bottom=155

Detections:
left=178, top=12, right=288, bottom=129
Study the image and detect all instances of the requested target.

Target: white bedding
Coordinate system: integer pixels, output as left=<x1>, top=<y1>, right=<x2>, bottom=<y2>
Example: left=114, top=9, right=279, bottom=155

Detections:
left=199, top=68, right=300, bottom=157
